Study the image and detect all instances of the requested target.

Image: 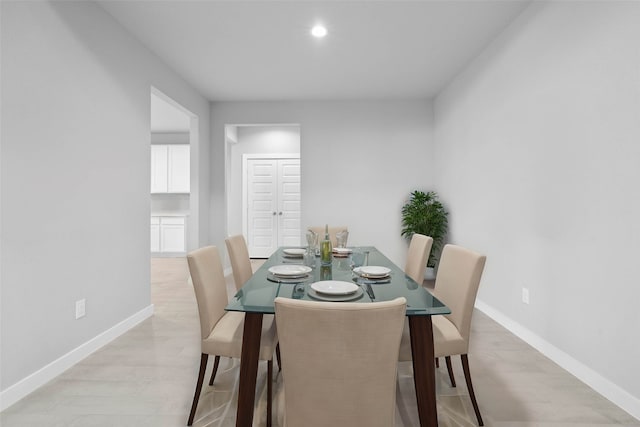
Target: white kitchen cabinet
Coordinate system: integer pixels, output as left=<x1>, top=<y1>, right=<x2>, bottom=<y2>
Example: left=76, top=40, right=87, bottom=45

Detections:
left=151, top=145, right=169, bottom=193
left=151, top=216, right=186, bottom=253
left=150, top=216, right=161, bottom=252
left=151, top=145, right=190, bottom=193
left=167, top=145, right=190, bottom=193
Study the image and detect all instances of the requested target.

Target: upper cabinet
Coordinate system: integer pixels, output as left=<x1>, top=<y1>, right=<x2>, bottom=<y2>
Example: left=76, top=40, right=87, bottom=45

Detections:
left=167, top=144, right=190, bottom=193
left=151, top=144, right=190, bottom=193
left=151, top=145, right=169, bottom=193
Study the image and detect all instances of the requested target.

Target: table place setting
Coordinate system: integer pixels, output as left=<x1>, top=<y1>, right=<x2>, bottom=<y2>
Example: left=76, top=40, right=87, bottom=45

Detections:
left=307, top=280, right=364, bottom=301
left=282, top=248, right=318, bottom=266
left=267, top=264, right=312, bottom=283
left=332, top=247, right=352, bottom=258
left=352, top=265, right=392, bottom=284
left=282, top=248, right=306, bottom=258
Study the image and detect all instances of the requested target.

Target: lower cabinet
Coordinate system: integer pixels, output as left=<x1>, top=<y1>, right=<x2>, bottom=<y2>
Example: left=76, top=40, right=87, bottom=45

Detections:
left=151, top=216, right=186, bottom=253
left=151, top=217, right=161, bottom=252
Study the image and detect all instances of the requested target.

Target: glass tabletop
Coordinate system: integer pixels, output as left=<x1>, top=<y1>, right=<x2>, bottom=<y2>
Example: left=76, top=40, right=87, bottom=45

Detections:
left=225, top=246, right=450, bottom=316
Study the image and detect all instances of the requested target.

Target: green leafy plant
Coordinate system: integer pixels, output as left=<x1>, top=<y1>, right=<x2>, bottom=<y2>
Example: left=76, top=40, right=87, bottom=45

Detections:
left=401, top=190, right=448, bottom=268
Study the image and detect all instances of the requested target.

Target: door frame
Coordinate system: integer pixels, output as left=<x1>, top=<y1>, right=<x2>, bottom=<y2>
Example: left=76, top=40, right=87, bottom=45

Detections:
left=150, top=87, right=199, bottom=254
left=242, top=153, right=301, bottom=256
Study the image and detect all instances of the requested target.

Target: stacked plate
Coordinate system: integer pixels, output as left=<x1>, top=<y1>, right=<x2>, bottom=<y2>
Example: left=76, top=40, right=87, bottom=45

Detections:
left=308, top=280, right=363, bottom=301
left=353, top=266, right=391, bottom=281
left=267, top=265, right=312, bottom=283
left=283, top=248, right=306, bottom=258
left=332, top=247, right=352, bottom=258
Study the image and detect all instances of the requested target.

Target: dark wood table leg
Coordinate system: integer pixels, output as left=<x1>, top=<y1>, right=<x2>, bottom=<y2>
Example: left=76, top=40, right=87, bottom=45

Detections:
left=409, top=316, right=438, bottom=427
left=235, top=312, right=263, bottom=427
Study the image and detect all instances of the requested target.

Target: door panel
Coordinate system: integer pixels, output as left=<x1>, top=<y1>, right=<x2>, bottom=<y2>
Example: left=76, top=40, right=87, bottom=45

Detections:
left=167, top=145, right=190, bottom=193
left=278, top=159, right=301, bottom=248
left=150, top=223, right=160, bottom=252
left=151, top=146, right=168, bottom=193
left=160, top=223, right=185, bottom=252
left=247, top=159, right=277, bottom=257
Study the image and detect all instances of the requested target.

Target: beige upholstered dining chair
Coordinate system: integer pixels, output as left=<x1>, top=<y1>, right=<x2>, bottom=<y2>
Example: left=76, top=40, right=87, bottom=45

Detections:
left=274, top=297, right=407, bottom=427
left=186, top=246, right=277, bottom=427
left=404, top=233, right=433, bottom=285
left=225, top=234, right=283, bottom=371
left=398, top=244, right=487, bottom=426
left=307, top=225, right=348, bottom=248
left=225, top=234, right=253, bottom=291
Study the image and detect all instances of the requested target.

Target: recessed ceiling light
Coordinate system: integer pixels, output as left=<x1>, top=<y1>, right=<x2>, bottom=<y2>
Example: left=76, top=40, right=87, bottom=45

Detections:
left=311, top=24, right=327, bottom=38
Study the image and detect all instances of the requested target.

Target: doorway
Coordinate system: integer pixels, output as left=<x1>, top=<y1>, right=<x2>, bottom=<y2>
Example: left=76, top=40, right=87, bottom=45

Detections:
left=244, top=155, right=300, bottom=257
left=225, top=124, right=301, bottom=258
left=150, top=88, right=198, bottom=256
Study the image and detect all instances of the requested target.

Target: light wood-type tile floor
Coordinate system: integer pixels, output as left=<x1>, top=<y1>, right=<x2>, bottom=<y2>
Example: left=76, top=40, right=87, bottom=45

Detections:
left=1, top=257, right=638, bottom=426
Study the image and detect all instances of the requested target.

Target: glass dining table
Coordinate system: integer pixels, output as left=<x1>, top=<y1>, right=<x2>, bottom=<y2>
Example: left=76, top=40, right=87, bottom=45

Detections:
left=225, top=246, right=450, bottom=427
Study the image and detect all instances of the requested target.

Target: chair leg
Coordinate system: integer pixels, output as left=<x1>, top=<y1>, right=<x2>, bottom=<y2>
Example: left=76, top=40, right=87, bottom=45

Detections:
left=208, top=355, right=221, bottom=386
left=267, top=360, right=273, bottom=427
left=276, top=343, right=282, bottom=372
left=445, top=356, right=456, bottom=387
left=435, top=357, right=439, bottom=368
left=461, top=354, right=484, bottom=426
left=188, top=353, right=209, bottom=426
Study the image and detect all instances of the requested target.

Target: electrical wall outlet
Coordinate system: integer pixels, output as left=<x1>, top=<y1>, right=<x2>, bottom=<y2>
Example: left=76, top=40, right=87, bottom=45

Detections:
left=522, top=288, right=530, bottom=305
left=75, top=299, right=86, bottom=319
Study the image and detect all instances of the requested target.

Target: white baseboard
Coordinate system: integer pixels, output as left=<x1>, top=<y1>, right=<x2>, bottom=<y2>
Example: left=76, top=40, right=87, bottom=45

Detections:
left=0, top=304, right=154, bottom=412
left=475, top=299, right=640, bottom=421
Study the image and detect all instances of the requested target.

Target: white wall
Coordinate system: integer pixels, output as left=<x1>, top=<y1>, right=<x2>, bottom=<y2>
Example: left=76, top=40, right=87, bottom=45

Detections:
left=434, top=1, right=640, bottom=416
left=0, top=1, right=209, bottom=407
left=151, top=194, right=190, bottom=215
left=227, top=125, right=301, bottom=239
left=151, top=132, right=190, bottom=145
left=211, top=101, right=435, bottom=266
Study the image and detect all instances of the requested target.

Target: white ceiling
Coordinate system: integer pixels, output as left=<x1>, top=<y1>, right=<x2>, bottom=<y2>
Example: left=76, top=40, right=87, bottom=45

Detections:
left=100, top=0, right=531, bottom=102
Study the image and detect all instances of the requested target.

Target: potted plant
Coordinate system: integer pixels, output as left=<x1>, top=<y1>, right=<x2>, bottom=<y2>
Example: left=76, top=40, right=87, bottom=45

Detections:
left=401, top=190, right=448, bottom=279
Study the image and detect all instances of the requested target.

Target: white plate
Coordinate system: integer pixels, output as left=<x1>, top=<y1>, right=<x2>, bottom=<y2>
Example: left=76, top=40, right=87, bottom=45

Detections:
left=332, top=247, right=352, bottom=254
left=283, top=248, right=306, bottom=256
left=308, top=287, right=364, bottom=301
left=311, top=280, right=359, bottom=295
left=354, top=266, right=391, bottom=278
left=268, top=265, right=312, bottom=277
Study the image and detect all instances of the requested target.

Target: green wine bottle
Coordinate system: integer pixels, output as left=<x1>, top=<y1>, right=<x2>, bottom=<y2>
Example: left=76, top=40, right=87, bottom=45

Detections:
left=320, top=224, right=332, bottom=266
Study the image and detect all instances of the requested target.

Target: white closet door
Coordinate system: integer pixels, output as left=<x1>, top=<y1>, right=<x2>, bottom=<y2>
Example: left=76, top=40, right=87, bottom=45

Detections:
left=247, top=159, right=278, bottom=257
left=278, top=159, right=301, bottom=247
left=246, top=157, right=301, bottom=257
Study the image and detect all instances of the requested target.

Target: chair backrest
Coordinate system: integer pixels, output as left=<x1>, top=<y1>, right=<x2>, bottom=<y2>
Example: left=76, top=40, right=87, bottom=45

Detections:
left=307, top=226, right=348, bottom=248
left=434, top=244, right=486, bottom=344
left=225, top=235, right=253, bottom=291
left=274, top=297, right=406, bottom=427
left=187, top=246, right=229, bottom=340
left=404, top=233, right=433, bottom=284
